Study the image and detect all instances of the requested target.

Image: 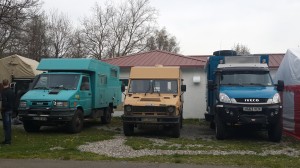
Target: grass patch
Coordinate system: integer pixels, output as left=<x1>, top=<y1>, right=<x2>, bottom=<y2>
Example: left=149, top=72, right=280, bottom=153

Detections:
left=1, top=118, right=300, bottom=168
left=0, top=123, right=116, bottom=160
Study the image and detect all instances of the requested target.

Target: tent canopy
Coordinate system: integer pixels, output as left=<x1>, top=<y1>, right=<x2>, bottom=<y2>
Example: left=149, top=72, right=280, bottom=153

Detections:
left=275, top=48, right=300, bottom=140
left=275, top=48, right=300, bottom=85
left=0, top=54, right=42, bottom=82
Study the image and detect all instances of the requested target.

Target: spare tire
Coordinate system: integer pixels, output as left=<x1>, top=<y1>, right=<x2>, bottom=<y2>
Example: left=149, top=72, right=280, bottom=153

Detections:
left=213, top=50, right=237, bottom=56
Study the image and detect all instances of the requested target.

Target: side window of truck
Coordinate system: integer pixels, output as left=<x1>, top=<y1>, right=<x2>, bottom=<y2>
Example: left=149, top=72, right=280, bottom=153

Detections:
left=110, top=68, right=118, bottom=78
left=100, top=75, right=107, bottom=85
left=80, top=76, right=90, bottom=91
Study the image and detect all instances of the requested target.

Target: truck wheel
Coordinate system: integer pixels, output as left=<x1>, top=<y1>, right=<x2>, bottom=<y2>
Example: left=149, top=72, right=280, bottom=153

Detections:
left=101, top=106, right=112, bottom=124
left=67, top=109, right=83, bottom=133
left=23, top=121, right=41, bottom=132
left=171, top=123, right=180, bottom=138
left=123, top=123, right=134, bottom=136
left=268, top=122, right=282, bottom=142
left=210, top=121, right=216, bottom=129
left=215, top=114, right=226, bottom=140
left=180, top=112, right=183, bottom=129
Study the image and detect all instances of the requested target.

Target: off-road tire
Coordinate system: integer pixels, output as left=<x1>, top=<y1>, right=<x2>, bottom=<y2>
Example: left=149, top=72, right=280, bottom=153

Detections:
left=180, top=112, right=183, bottom=129
left=123, top=123, right=134, bottom=136
left=210, top=121, right=216, bottom=129
left=171, top=123, right=180, bottom=138
left=268, top=122, right=282, bottom=142
left=23, top=121, right=41, bottom=132
left=67, top=109, right=84, bottom=133
left=215, top=113, right=226, bottom=140
left=101, top=106, right=112, bottom=124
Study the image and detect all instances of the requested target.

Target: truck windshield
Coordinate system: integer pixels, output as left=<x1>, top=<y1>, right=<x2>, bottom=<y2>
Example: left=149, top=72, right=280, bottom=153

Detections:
left=220, top=71, right=273, bottom=86
left=33, top=74, right=80, bottom=90
left=128, top=79, right=178, bottom=94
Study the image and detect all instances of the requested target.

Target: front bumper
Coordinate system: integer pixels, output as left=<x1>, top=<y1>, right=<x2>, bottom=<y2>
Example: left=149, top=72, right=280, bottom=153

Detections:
left=216, top=103, right=282, bottom=125
left=18, top=108, right=76, bottom=124
left=122, top=115, right=180, bottom=125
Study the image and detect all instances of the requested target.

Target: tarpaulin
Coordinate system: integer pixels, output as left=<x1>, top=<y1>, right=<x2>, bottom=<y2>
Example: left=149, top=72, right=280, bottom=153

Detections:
left=275, top=48, right=300, bottom=139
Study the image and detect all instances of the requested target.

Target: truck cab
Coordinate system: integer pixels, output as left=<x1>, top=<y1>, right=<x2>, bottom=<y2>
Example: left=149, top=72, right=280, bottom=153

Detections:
left=18, top=58, right=122, bottom=133
left=206, top=50, right=284, bottom=142
left=122, top=66, right=186, bottom=138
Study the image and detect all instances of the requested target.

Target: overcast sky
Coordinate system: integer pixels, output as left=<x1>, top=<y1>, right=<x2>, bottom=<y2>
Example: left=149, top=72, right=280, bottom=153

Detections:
left=42, top=0, right=300, bottom=55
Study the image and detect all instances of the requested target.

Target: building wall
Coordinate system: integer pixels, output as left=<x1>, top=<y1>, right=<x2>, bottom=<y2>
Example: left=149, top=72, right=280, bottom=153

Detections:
left=181, top=67, right=206, bottom=119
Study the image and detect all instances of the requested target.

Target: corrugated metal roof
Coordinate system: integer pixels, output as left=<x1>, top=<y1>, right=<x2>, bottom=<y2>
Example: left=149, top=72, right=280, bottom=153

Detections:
left=103, top=51, right=284, bottom=68
left=266, top=54, right=284, bottom=68
left=103, top=50, right=206, bottom=68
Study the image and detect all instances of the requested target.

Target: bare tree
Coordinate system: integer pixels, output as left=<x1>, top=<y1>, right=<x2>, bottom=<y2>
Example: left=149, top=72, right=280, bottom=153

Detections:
left=47, top=10, right=73, bottom=58
left=0, top=0, right=40, bottom=57
left=145, top=28, right=180, bottom=53
left=67, top=29, right=88, bottom=58
left=83, top=0, right=158, bottom=59
left=232, top=43, right=251, bottom=55
left=111, top=0, right=157, bottom=57
left=82, top=4, right=113, bottom=59
left=21, top=13, right=50, bottom=60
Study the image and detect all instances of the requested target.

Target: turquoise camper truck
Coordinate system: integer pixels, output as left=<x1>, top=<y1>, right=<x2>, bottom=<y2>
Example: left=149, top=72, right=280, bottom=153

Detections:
left=18, top=58, right=122, bottom=133
left=206, top=50, right=284, bottom=142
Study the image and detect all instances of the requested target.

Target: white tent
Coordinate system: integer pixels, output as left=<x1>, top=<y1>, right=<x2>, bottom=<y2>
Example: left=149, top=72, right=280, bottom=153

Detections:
left=0, top=54, right=42, bottom=82
left=275, top=48, right=300, bottom=139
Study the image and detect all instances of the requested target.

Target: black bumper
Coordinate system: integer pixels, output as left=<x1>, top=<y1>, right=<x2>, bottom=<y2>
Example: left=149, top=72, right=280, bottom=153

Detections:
left=216, top=104, right=282, bottom=125
left=122, top=115, right=180, bottom=125
left=18, top=108, right=76, bottom=125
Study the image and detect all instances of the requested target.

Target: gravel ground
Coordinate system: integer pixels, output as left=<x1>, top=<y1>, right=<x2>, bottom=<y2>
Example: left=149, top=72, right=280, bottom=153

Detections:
left=77, top=124, right=300, bottom=158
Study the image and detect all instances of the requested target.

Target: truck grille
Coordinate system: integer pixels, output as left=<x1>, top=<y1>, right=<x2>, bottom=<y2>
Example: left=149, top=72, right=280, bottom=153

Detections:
left=31, top=101, right=51, bottom=106
left=235, top=98, right=268, bottom=103
left=132, top=106, right=167, bottom=113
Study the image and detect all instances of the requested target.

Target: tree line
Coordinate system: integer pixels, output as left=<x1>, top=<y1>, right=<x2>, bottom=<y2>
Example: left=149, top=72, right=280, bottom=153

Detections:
left=0, top=0, right=180, bottom=61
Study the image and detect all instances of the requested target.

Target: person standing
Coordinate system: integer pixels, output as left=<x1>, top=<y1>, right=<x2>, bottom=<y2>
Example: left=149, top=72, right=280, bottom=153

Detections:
left=1, top=79, right=15, bottom=145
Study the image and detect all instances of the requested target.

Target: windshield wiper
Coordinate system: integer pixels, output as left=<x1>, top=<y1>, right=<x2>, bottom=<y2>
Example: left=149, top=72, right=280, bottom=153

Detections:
left=222, top=83, right=243, bottom=86
left=33, top=86, right=49, bottom=90
left=144, top=83, right=152, bottom=96
left=154, top=89, right=161, bottom=96
left=248, top=83, right=266, bottom=86
left=50, top=85, right=69, bottom=90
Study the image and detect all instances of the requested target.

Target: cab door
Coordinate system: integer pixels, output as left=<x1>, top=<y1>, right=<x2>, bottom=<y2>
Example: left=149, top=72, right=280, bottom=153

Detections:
left=79, top=76, right=92, bottom=114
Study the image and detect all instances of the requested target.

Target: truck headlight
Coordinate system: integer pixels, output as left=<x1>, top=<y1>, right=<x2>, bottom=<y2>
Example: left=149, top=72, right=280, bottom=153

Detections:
left=272, top=93, right=281, bottom=104
left=19, top=101, right=27, bottom=108
left=167, top=106, right=175, bottom=113
left=219, top=93, right=231, bottom=103
left=124, top=105, right=132, bottom=112
left=54, top=101, right=69, bottom=107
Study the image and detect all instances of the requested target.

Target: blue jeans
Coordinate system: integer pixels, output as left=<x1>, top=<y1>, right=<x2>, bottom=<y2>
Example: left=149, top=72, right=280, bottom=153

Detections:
left=1, top=110, right=12, bottom=143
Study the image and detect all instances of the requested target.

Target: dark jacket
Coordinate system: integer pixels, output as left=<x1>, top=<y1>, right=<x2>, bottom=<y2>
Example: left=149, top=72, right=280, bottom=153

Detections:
left=1, top=87, right=15, bottom=112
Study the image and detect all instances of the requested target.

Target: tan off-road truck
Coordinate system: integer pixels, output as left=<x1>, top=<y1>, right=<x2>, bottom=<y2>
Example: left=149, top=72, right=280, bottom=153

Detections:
left=122, top=66, right=186, bottom=138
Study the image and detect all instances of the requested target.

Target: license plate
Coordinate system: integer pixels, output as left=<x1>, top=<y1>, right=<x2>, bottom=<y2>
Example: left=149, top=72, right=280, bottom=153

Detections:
left=33, top=117, right=47, bottom=121
left=142, top=118, right=157, bottom=122
left=243, top=107, right=262, bottom=111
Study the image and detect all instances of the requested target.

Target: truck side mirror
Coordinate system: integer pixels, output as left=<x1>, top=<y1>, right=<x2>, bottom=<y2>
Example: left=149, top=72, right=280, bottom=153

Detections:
left=121, top=84, right=126, bottom=92
left=276, top=80, right=284, bottom=92
left=207, top=80, right=215, bottom=90
left=181, top=85, right=186, bottom=92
